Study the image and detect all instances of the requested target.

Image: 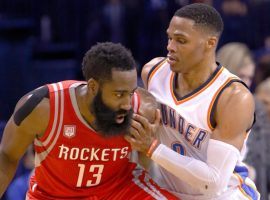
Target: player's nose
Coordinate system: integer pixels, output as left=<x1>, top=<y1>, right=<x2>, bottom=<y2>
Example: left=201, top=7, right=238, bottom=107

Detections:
left=167, top=39, right=176, bottom=52
left=120, top=96, right=132, bottom=111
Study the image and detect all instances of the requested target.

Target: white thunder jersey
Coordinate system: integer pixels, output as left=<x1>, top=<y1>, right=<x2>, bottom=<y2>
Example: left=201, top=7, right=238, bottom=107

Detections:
left=147, top=59, right=259, bottom=200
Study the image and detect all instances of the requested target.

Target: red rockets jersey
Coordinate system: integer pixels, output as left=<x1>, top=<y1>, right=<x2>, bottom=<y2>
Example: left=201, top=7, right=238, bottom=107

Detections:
left=27, top=80, right=137, bottom=199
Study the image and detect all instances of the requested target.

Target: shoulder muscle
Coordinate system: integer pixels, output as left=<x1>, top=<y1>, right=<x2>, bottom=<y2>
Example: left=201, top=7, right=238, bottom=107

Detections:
left=14, top=86, right=49, bottom=126
left=213, top=82, right=254, bottom=150
left=1, top=86, right=50, bottom=162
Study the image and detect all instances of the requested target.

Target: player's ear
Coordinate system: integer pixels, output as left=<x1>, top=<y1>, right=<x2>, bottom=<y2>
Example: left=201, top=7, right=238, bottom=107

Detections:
left=87, top=78, right=99, bottom=96
left=206, top=36, right=217, bottom=50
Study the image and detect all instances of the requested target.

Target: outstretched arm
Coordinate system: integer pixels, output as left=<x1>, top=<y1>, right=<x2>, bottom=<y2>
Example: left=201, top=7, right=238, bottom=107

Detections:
left=0, top=87, right=49, bottom=197
left=127, top=83, right=255, bottom=195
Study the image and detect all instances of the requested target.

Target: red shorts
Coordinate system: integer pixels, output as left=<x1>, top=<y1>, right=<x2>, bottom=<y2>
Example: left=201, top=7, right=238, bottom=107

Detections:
left=27, top=168, right=178, bottom=200
left=101, top=169, right=177, bottom=200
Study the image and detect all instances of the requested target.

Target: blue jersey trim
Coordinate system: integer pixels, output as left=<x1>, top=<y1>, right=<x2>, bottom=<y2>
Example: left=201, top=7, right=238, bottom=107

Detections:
left=234, top=165, right=259, bottom=200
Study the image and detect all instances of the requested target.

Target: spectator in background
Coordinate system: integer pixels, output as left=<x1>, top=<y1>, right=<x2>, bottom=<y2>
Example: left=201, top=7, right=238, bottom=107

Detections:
left=191, top=0, right=213, bottom=5
left=138, top=0, right=169, bottom=66
left=255, top=78, right=270, bottom=199
left=217, top=42, right=270, bottom=200
left=217, top=0, right=254, bottom=48
left=256, top=78, right=270, bottom=122
left=102, top=0, right=125, bottom=44
left=216, top=42, right=255, bottom=87
left=254, top=35, right=270, bottom=86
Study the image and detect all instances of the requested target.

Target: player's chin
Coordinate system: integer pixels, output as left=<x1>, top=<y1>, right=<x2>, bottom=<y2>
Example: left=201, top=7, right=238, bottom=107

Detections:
left=168, top=62, right=179, bottom=72
left=170, top=63, right=184, bottom=73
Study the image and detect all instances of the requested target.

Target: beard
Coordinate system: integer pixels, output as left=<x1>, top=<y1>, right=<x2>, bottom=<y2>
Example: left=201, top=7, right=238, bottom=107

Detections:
left=91, top=91, right=133, bottom=137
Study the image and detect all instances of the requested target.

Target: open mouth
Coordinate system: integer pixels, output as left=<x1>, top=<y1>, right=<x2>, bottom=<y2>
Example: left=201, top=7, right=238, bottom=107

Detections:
left=115, top=114, right=125, bottom=124
left=167, top=55, right=177, bottom=65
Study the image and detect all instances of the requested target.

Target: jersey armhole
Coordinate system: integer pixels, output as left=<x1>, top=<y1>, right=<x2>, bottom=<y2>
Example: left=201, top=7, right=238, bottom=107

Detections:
left=14, top=86, right=49, bottom=126
left=208, top=79, right=253, bottom=130
left=36, top=83, right=58, bottom=142
left=146, top=58, right=167, bottom=87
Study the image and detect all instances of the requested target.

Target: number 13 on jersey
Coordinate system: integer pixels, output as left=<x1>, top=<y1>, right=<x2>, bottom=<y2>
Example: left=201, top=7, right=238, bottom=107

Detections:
left=76, top=164, right=104, bottom=187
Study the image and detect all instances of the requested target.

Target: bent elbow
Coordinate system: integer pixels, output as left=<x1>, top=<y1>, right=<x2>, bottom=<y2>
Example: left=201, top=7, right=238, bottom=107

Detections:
left=197, top=174, right=227, bottom=196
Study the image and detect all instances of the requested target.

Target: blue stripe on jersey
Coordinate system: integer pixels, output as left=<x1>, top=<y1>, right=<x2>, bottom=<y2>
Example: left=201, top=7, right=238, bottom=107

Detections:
left=234, top=165, right=259, bottom=200
left=234, top=165, right=248, bottom=178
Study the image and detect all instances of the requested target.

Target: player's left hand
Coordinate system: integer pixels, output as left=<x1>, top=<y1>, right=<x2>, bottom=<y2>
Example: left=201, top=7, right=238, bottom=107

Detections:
left=125, top=109, right=160, bottom=154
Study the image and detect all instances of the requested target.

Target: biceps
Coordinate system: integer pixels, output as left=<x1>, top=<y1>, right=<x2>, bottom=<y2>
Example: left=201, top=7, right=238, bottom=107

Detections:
left=0, top=118, right=35, bottom=162
left=213, top=96, right=254, bottom=149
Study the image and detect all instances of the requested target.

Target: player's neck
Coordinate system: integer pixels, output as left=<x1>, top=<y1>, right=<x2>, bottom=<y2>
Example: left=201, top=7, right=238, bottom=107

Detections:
left=75, top=85, right=97, bottom=129
left=176, top=60, right=217, bottom=97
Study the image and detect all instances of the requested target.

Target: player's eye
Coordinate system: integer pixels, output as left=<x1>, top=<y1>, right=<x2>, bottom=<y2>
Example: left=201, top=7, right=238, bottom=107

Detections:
left=177, top=38, right=186, bottom=44
left=115, top=93, right=124, bottom=98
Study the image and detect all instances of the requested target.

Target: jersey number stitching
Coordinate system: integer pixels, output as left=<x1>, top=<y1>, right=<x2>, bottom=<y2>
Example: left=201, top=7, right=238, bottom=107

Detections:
left=76, top=164, right=104, bottom=187
left=172, top=142, right=186, bottom=155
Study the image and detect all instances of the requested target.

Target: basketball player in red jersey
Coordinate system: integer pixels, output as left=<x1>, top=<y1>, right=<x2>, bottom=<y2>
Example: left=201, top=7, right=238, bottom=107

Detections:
left=0, top=42, right=177, bottom=200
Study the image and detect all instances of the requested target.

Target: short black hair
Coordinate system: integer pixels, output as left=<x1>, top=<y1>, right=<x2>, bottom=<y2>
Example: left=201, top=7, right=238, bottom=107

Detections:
left=174, top=3, right=224, bottom=36
left=82, top=42, right=136, bottom=82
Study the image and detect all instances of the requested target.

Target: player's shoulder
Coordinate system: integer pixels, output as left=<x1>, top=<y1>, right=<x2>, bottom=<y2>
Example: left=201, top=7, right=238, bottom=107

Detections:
left=217, top=81, right=254, bottom=113
left=223, top=82, right=253, bottom=101
left=13, top=85, right=50, bottom=129
left=15, top=86, right=49, bottom=111
left=142, top=57, right=165, bottom=76
left=141, top=57, right=166, bottom=88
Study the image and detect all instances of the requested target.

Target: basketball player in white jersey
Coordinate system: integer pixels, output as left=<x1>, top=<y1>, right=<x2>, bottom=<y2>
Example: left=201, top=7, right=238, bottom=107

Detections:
left=125, top=3, right=260, bottom=200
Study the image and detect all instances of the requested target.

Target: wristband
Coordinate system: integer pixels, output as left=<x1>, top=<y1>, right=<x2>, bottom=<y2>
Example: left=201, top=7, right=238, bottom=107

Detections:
left=146, top=139, right=159, bottom=158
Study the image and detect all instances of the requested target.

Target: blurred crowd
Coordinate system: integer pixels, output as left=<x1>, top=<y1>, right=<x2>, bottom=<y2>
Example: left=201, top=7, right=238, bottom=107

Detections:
left=1, top=0, right=270, bottom=199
